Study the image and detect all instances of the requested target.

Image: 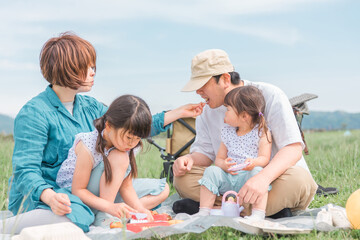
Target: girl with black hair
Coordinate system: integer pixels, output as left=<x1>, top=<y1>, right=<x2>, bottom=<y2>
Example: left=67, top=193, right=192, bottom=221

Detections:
left=57, top=94, right=159, bottom=222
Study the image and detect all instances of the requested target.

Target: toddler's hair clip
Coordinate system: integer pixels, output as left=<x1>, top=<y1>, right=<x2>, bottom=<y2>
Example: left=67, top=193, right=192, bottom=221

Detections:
left=259, top=112, right=264, bottom=117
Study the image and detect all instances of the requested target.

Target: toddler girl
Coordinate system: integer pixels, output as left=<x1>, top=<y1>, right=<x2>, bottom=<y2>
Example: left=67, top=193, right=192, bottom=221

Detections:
left=196, top=86, right=272, bottom=220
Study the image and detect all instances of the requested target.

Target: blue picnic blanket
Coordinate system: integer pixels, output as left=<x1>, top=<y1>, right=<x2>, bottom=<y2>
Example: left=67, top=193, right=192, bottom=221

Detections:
left=0, top=193, right=350, bottom=240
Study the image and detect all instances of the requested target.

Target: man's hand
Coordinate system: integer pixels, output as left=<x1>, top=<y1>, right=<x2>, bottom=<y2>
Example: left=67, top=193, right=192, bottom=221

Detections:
left=237, top=173, right=270, bottom=206
left=48, top=193, right=72, bottom=216
left=173, top=154, right=194, bottom=177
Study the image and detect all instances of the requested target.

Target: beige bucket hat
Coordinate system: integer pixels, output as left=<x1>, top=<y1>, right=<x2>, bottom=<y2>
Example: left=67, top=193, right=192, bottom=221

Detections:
left=182, top=49, right=234, bottom=92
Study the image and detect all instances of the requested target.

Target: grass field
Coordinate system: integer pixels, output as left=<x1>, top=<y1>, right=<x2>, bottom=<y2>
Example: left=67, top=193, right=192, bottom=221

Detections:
left=1, top=130, right=360, bottom=239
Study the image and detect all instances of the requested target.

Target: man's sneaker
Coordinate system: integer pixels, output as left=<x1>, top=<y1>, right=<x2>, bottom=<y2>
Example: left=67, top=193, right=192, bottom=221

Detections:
left=316, top=184, right=339, bottom=196
left=267, top=208, right=293, bottom=219
left=172, top=198, right=200, bottom=215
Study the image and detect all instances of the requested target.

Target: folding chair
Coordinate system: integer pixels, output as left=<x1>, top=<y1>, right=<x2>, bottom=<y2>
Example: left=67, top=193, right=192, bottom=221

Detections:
left=289, top=93, right=318, bottom=155
left=147, top=118, right=195, bottom=183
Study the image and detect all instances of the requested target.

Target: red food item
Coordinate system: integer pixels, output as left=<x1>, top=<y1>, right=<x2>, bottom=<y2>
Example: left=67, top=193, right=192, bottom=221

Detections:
left=111, top=212, right=175, bottom=232
left=126, top=222, right=171, bottom=233
left=130, top=212, right=172, bottom=221
left=153, top=213, right=172, bottom=221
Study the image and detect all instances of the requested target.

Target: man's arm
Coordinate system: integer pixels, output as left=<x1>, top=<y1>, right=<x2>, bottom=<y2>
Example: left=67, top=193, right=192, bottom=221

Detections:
left=259, top=142, right=302, bottom=183
left=237, top=142, right=302, bottom=205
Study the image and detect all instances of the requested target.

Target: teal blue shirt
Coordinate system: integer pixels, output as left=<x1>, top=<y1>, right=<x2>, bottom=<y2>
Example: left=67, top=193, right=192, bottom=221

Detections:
left=9, top=85, right=169, bottom=229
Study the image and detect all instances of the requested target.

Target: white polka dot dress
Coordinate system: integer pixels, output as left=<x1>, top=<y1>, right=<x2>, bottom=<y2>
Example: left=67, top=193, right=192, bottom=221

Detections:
left=221, top=125, right=261, bottom=164
left=56, top=130, right=117, bottom=188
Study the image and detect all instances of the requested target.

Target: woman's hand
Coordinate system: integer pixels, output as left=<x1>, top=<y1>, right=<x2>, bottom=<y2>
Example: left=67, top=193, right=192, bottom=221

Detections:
left=163, top=102, right=205, bottom=126
left=41, top=189, right=71, bottom=216
left=48, top=193, right=72, bottom=216
left=177, top=102, right=205, bottom=118
left=107, top=202, right=137, bottom=219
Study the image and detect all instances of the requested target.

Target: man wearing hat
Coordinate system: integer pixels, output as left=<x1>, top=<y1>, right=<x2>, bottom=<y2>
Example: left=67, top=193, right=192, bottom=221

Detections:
left=172, top=49, right=317, bottom=218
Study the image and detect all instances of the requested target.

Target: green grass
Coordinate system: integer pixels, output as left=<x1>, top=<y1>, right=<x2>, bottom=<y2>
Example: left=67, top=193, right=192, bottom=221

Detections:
left=304, top=130, right=359, bottom=209
left=0, top=135, right=13, bottom=211
left=1, top=130, right=360, bottom=239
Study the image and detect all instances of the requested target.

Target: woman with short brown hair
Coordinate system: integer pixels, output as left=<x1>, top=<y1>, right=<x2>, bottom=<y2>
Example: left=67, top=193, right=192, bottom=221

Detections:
left=1, top=32, right=204, bottom=234
left=40, top=32, right=96, bottom=90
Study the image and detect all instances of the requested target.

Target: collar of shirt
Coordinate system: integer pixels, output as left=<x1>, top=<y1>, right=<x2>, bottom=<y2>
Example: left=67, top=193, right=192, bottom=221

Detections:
left=45, top=85, right=81, bottom=124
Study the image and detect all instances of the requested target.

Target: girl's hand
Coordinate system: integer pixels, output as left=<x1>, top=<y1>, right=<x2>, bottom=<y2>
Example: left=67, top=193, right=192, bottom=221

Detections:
left=48, top=193, right=72, bottom=216
left=243, top=158, right=255, bottom=171
left=219, top=158, right=238, bottom=175
left=108, top=202, right=137, bottom=219
left=139, top=208, right=154, bottom=222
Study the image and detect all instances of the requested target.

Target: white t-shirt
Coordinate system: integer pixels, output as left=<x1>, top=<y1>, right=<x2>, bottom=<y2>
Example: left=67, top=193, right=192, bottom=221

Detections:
left=190, top=80, right=311, bottom=173
left=62, top=101, right=74, bottom=115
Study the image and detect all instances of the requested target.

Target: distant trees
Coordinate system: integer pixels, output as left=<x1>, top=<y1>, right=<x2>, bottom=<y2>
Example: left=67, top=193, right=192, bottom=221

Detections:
left=302, top=111, right=360, bottom=130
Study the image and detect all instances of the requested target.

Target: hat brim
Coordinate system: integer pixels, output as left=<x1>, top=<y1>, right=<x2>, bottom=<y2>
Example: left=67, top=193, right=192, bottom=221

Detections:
left=181, top=75, right=212, bottom=92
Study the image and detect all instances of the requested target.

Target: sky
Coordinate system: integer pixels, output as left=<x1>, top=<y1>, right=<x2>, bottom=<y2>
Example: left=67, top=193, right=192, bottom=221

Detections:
left=0, top=0, right=359, bottom=118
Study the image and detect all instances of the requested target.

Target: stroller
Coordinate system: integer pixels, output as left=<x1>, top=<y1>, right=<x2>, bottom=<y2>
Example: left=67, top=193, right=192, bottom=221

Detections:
left=147, top=93, right=338, bottom=196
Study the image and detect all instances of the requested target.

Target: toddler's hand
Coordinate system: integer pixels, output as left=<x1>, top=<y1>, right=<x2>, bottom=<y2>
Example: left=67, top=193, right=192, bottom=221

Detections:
left=223, top=158, right=238, bottom=175
left=242, top=158, right=255, bottom=171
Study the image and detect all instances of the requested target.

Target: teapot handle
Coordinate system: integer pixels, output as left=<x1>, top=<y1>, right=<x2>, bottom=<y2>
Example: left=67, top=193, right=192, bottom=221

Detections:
left=222, top=190, right=239, bottom=205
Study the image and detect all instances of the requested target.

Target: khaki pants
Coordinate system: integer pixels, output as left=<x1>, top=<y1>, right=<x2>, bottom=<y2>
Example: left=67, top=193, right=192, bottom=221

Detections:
left=173, top=165, right=317, bottom=216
